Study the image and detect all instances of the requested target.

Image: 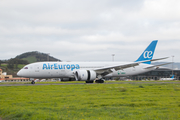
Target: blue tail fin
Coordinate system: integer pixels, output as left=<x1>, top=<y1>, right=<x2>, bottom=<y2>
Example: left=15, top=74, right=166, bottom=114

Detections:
left=135, top=40, right=158, bottom=64
left=171, top=75, right=174, bottom=78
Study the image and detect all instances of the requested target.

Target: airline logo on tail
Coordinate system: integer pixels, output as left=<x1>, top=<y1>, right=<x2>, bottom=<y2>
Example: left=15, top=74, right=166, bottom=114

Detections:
left=143, top=51, right=153, bottom=58
left=136, top=40, right=158, bottom=64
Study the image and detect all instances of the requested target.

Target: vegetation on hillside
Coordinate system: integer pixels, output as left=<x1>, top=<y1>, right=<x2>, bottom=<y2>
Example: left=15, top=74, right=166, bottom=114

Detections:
left=0, top=51, right=61, bottom=76
left=15, top=51, right=61, bottom=63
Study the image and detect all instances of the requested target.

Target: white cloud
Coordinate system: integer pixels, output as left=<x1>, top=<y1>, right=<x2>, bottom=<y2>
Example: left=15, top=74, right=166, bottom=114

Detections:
left=0, top=0, right=180, bottom=62
left=142, top=0, right=180, bottom=20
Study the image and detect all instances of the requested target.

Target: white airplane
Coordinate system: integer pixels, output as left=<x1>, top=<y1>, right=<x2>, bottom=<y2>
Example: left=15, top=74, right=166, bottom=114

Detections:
left=17, top=40, right=170, bottom=83
left=160, top=75, right=175, bottom=81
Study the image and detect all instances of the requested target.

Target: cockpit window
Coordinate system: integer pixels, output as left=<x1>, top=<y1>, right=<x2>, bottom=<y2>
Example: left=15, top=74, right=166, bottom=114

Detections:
left=24, top=67, right=28, bottom=69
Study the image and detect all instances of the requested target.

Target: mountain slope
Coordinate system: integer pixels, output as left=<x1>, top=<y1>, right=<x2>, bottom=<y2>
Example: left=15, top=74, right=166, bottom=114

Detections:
left=15, top=51, right=61, bottom=63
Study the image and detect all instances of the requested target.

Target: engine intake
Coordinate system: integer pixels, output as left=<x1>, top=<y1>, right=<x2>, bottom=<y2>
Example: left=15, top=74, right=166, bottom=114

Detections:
left=75, top=70, right=96, bottom=81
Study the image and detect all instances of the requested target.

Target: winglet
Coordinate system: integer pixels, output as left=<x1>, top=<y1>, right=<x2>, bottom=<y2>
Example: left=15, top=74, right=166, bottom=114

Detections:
left=135, top=40, right=158, bottom=64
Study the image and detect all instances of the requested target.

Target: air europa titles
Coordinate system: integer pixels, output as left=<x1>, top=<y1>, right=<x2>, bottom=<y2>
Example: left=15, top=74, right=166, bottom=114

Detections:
left=43, top=63, right=80, bottom=71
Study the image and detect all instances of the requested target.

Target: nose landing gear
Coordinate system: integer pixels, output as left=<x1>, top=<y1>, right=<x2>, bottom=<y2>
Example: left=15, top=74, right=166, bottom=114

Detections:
left=31, top=80, right=35, bottom=84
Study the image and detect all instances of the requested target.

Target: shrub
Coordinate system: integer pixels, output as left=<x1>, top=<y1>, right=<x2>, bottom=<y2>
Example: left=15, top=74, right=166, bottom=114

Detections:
left=139, top=85, right=144, bottom=88
left=119, top=87, right=127, bottom=92
left=174, top=87, right=180, bottom=91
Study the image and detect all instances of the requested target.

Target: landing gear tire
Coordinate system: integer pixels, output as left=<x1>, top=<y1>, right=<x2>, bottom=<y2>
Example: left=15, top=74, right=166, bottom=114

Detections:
left=85, top=80, right=94, bottom=83
left=31, top=80, right=35, bottom=84
left=95, top=79, right=104, bottom=83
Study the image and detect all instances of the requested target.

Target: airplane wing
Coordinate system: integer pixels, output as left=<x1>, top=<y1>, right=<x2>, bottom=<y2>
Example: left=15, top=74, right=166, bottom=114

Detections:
left=144, top=62, right=172, bottom=69
left=94, top=62, right=139, bottom=76
left=94, top=57, right=169, bottom=76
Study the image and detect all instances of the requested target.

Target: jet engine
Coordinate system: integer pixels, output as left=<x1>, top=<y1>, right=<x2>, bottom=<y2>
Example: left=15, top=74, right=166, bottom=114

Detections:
left=75, top=70, right=97, bottom=81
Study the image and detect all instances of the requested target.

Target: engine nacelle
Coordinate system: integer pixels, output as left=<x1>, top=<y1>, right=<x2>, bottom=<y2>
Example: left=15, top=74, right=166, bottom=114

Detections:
left=75, top=70, right=97, bottom=81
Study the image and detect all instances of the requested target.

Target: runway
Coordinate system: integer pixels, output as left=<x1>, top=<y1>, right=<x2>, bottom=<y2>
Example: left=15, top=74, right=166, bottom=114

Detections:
left=0, top=81, right=180, bottom=86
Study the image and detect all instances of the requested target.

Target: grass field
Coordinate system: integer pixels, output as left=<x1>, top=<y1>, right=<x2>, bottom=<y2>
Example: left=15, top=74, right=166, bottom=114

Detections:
left=0, top=82, right=180, bottom=120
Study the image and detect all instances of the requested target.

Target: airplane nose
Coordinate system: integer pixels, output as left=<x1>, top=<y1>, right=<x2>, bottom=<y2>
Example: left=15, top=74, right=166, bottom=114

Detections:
left=17, top=70, right=22, bottom=77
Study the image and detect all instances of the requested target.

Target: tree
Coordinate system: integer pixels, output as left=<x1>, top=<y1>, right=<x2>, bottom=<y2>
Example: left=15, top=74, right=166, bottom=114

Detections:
left=14, top=58, right=18, bottom=69
left=7, top=58, right=14, bottom=69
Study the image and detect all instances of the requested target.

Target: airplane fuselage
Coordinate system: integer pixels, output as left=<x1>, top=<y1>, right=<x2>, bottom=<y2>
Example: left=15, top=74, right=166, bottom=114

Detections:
left=17, top=61, right=155, bottom=79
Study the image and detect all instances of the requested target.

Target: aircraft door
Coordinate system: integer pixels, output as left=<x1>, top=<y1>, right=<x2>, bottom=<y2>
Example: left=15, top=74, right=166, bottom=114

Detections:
left=34, top=64, right=40, bottom=72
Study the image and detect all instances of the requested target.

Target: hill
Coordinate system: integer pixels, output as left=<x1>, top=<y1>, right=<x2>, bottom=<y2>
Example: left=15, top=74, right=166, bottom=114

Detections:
left=0, top=51, right=61, bottom=76
left=15, top=51, right=61, bottom=63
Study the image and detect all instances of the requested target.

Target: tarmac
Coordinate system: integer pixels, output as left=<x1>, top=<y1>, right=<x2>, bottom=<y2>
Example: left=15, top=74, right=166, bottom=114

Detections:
left=0, top=81, right=180, bottom=86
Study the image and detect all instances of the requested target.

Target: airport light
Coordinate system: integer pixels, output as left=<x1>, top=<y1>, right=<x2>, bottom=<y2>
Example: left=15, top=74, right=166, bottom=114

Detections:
left=112, top=54, right=115, bottom=61
left=172, top=55, right=174, bottom=75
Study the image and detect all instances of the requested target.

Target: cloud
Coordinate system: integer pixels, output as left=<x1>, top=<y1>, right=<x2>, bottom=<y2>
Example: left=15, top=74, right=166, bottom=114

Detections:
left=0, top=0, right=179, bottom=62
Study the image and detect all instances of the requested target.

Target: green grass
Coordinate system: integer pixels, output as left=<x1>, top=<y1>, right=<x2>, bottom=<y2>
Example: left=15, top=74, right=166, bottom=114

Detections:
left=0, top=83, right=180, bottom=120
left=1, top=64, right=25, bottom=69
left=1, top=64, right=7, bottom=67
left=17, top=64, right=25, bottom=69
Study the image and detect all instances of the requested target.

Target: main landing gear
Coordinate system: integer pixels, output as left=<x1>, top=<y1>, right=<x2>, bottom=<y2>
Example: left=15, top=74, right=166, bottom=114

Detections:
left=95, top=79, right=104, bottom=83
left=85, top=80, right=94, bottom=83
left=85, top=79, right=105, bottom=83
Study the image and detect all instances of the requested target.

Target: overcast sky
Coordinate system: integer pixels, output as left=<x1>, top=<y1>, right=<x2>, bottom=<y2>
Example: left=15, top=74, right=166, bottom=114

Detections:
left=0, top=0, right=179, bottom=62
